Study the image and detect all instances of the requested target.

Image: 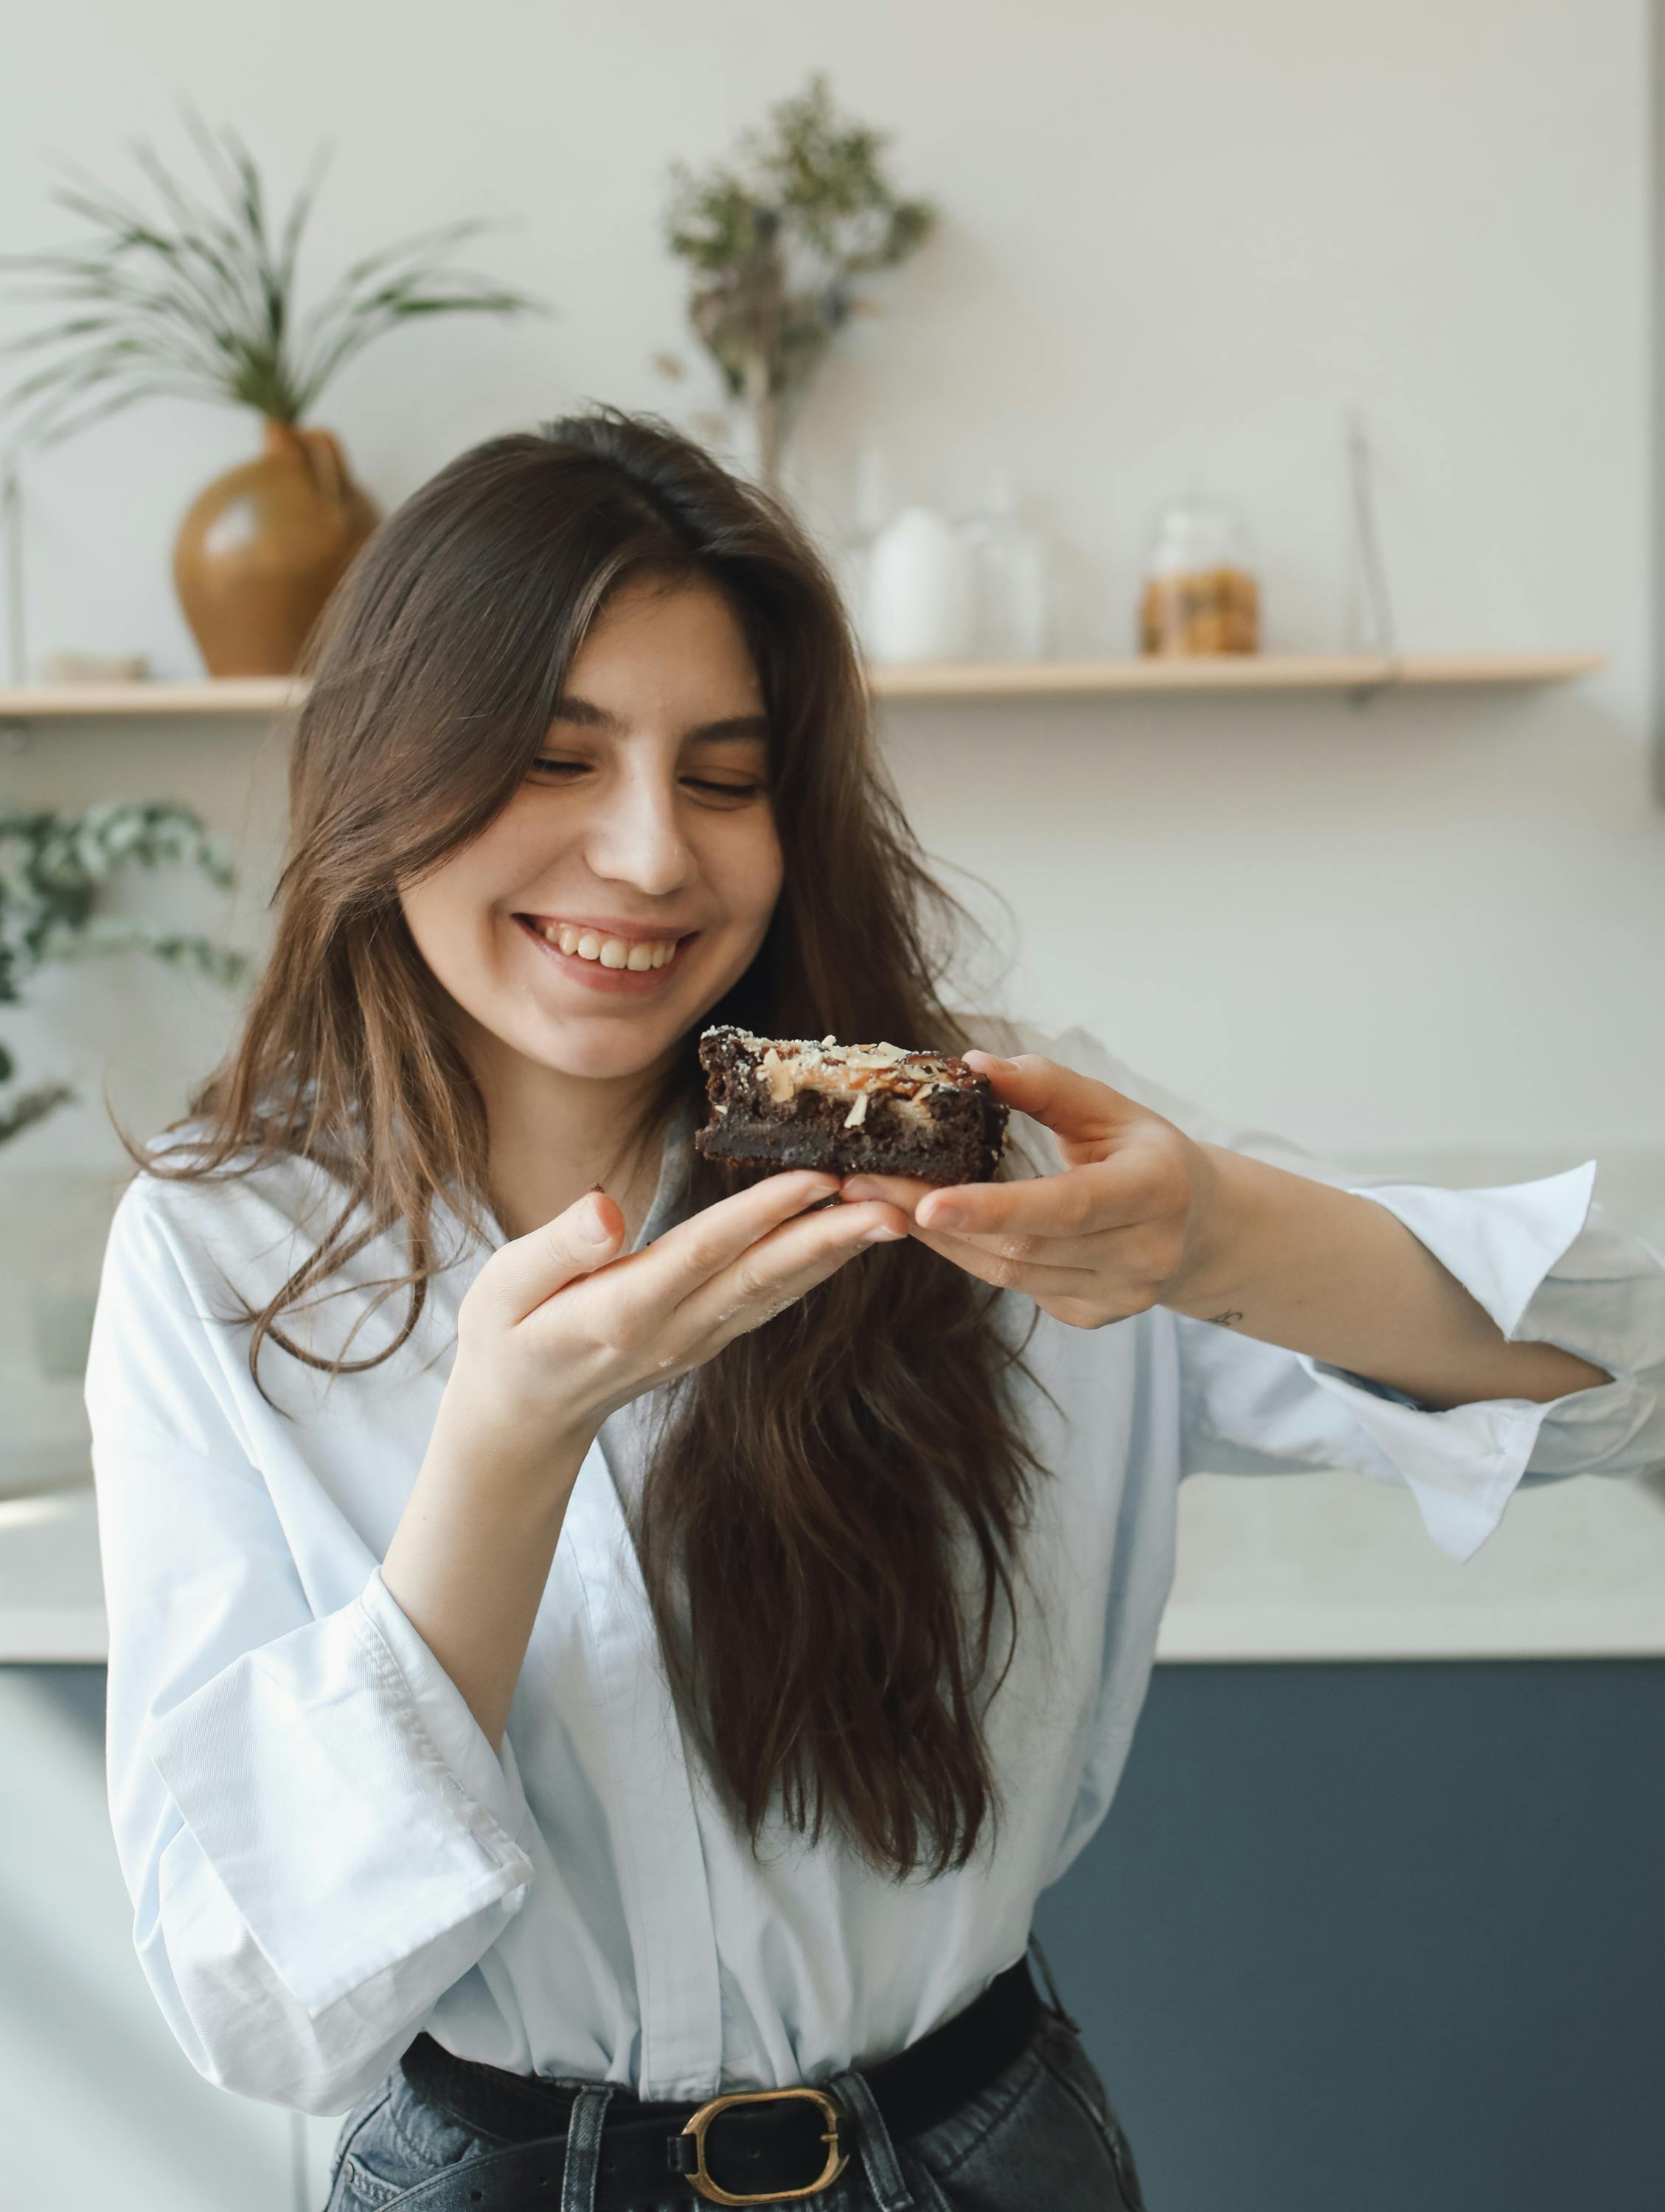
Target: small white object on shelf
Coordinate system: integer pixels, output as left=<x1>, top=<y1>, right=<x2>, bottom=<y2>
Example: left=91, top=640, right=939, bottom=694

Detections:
left=862, top=504, right=976, bottom=663
left=40, top=650, right=150, bottom=684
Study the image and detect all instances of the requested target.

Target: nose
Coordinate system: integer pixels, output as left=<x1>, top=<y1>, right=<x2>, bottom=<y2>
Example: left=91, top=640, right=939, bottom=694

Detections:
left=583, top=754, right=696, bottom=898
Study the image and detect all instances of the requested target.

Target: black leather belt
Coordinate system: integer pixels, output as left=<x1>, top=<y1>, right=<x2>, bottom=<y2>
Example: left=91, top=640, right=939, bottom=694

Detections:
left=397, top=1952, right=1044, bottom=2207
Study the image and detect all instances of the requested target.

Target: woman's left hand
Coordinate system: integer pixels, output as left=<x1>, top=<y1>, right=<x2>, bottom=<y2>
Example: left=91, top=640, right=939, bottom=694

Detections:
left=840, top=1051, right=1226, bottom=1331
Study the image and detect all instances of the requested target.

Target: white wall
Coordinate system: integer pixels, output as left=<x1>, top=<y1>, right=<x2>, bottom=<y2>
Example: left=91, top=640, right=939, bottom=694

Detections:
left=2, top=0, right=1662, bottom=1192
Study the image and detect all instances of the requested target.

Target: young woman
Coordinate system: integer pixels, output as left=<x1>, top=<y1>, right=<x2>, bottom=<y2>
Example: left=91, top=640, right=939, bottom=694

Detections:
left=88, top=408, right=1664, bottom=2212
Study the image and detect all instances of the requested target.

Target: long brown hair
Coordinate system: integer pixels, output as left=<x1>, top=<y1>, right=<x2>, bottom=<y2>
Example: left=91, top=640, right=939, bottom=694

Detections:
left=145, top=406, right=1040, bottom=1879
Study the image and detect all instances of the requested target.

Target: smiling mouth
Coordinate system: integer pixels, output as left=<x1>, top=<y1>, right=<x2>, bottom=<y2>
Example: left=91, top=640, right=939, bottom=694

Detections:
left=515, top=915, right=690, bottom=973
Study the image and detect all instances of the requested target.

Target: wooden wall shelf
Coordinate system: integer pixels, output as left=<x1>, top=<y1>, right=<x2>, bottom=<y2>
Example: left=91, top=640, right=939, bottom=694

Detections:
left=0, top=677, right=304, bottom=719
left=870, top=650, right=1605, bottom=698
left=0, top=651, right=1603, bottom=723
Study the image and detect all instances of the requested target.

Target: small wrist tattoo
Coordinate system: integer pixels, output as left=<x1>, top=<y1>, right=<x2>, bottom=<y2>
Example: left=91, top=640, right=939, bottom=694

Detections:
left=1206, top=1310, right=1245, bottom=1329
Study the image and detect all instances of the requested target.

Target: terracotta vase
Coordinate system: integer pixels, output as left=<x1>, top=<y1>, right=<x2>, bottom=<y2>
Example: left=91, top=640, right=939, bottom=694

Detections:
left=173, top=420, right=380, bottom=676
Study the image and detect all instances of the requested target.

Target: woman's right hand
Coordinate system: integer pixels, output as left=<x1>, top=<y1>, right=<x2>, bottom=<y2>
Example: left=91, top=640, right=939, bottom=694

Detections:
left=389, top=1172, right=905, bottom=1750
left=438, top=1172, right=908, bottom=1483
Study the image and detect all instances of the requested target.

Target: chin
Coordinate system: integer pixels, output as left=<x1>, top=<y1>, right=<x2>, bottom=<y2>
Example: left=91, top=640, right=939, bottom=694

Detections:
left=510, top=1006, right=694, bottom=1083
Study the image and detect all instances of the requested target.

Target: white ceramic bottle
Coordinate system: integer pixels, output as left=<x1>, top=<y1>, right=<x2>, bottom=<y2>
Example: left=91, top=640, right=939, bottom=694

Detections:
left=861, top=504, right=976, bottom=663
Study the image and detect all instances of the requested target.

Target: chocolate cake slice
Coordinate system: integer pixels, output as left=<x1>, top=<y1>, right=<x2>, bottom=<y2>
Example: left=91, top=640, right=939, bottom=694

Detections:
left=695, top=1026, right=1008, bottom=1184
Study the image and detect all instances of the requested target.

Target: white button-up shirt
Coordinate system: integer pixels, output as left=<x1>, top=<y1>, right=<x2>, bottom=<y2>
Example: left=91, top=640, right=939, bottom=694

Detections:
left=85, top=1025, right=1665, bottom=2117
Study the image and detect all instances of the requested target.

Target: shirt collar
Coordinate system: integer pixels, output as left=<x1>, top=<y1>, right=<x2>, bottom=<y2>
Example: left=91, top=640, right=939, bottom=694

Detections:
left=634, top=1095, right=698, bottom=1251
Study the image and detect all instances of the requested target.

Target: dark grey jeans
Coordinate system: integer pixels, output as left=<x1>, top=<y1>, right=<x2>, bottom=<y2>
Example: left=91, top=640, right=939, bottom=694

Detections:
left=325, top=2001, right=1145, bottom=2211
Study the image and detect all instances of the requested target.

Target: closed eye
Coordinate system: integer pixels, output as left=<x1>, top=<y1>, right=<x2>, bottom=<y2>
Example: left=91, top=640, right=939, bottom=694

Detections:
left=681, top=776, right=767, bottom=803
left=524, top=757, right=767, bottom=804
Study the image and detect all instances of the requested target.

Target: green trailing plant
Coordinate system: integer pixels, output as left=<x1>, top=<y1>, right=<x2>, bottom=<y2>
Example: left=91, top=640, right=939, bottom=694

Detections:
left=0, top=112, right=540, bottom=450
left=656, top=72, right=936, bottom=494
left=0, top=800, right=246, bottom=1145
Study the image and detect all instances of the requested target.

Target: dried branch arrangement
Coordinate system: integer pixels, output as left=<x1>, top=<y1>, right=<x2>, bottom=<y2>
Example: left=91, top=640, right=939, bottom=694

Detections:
left=656, top=72, right=936, bottom=493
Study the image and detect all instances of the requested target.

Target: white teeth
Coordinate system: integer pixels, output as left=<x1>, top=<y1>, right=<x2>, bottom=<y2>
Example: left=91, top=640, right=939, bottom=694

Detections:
left=532, top=921, right=681, bottom=970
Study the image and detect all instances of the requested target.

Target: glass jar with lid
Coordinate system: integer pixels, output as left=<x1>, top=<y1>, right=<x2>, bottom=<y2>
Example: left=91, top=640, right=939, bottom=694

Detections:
left=1138, top=497, right=1259, bottom=655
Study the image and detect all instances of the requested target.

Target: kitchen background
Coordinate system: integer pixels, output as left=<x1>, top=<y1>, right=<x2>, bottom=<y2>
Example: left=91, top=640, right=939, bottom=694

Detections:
left=1, top=4, right=1661, bottom=2211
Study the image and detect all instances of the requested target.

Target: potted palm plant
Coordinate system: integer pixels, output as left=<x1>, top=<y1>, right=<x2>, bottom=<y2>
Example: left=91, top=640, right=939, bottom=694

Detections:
left=0, top=116, right=539, bottom=675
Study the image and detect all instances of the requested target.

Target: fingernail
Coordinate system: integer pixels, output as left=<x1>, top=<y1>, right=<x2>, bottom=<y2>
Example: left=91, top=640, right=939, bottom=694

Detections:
left=924, top=1201, right=965, bottom=1230
left=967, top=1051, right=1015, bottom=1071
left=862, top=1222, right=904, bottom=1243
left=843, top=1178, right=879, bottom=1202
left=578, top=1194, right=613, bottom=1245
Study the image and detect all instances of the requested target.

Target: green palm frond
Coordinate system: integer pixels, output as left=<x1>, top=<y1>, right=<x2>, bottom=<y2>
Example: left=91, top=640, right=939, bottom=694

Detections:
left=0, top=112, right=543, bottom=448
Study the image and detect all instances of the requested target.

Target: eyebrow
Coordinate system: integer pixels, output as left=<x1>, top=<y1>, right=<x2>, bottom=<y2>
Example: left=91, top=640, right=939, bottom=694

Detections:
left=549, top=694, right=771, bottom=742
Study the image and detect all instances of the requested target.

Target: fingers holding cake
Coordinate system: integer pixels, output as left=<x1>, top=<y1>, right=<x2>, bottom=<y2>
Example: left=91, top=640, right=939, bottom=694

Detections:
left=647, top=1168, right=845, bottom=1293
left=633, top=1164, right=903, bottom=1299
left=458, top=1169, right=909, bottom=1456
left=839, top=1112, right=1207, bottom=1332
left=668, top=1188, right=907, bottom=1349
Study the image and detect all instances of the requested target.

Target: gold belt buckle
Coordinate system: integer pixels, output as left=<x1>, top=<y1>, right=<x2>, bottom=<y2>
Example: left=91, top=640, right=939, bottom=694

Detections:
left=678, top=2084, right=849, bottom=2206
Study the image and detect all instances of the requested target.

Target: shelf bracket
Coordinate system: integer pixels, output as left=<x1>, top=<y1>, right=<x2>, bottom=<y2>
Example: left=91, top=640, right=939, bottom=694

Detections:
left=1345, top=658, right=1404, bottom=712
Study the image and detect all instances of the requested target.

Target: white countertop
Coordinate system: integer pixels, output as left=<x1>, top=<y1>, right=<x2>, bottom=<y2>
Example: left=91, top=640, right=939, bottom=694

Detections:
left=1158, top=1467, right=1665, bottom=1660
left=6, top=1468, right=1661, bottom=1669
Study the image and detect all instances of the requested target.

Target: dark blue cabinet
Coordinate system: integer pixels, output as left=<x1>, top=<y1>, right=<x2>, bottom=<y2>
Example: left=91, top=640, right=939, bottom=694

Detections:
left=1035, top=1662, right=1665, bottom=2212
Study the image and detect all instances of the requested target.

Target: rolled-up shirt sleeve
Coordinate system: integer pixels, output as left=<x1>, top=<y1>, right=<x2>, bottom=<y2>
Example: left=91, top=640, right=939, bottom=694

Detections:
left=1178, top=1164, right=1664, bottom=1560
left=88, top=1182, right=535, bottom=2112
left=1033, top=1024, right=1665, bottom=1563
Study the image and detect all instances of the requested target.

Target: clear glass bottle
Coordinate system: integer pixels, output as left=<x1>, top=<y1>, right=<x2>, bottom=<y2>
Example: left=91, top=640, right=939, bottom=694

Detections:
left=1139, top=497, right=1259, bottom=655
left=959, top=467, right=1051, bottom=661
left=834, top=442, right=894, bottom=649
